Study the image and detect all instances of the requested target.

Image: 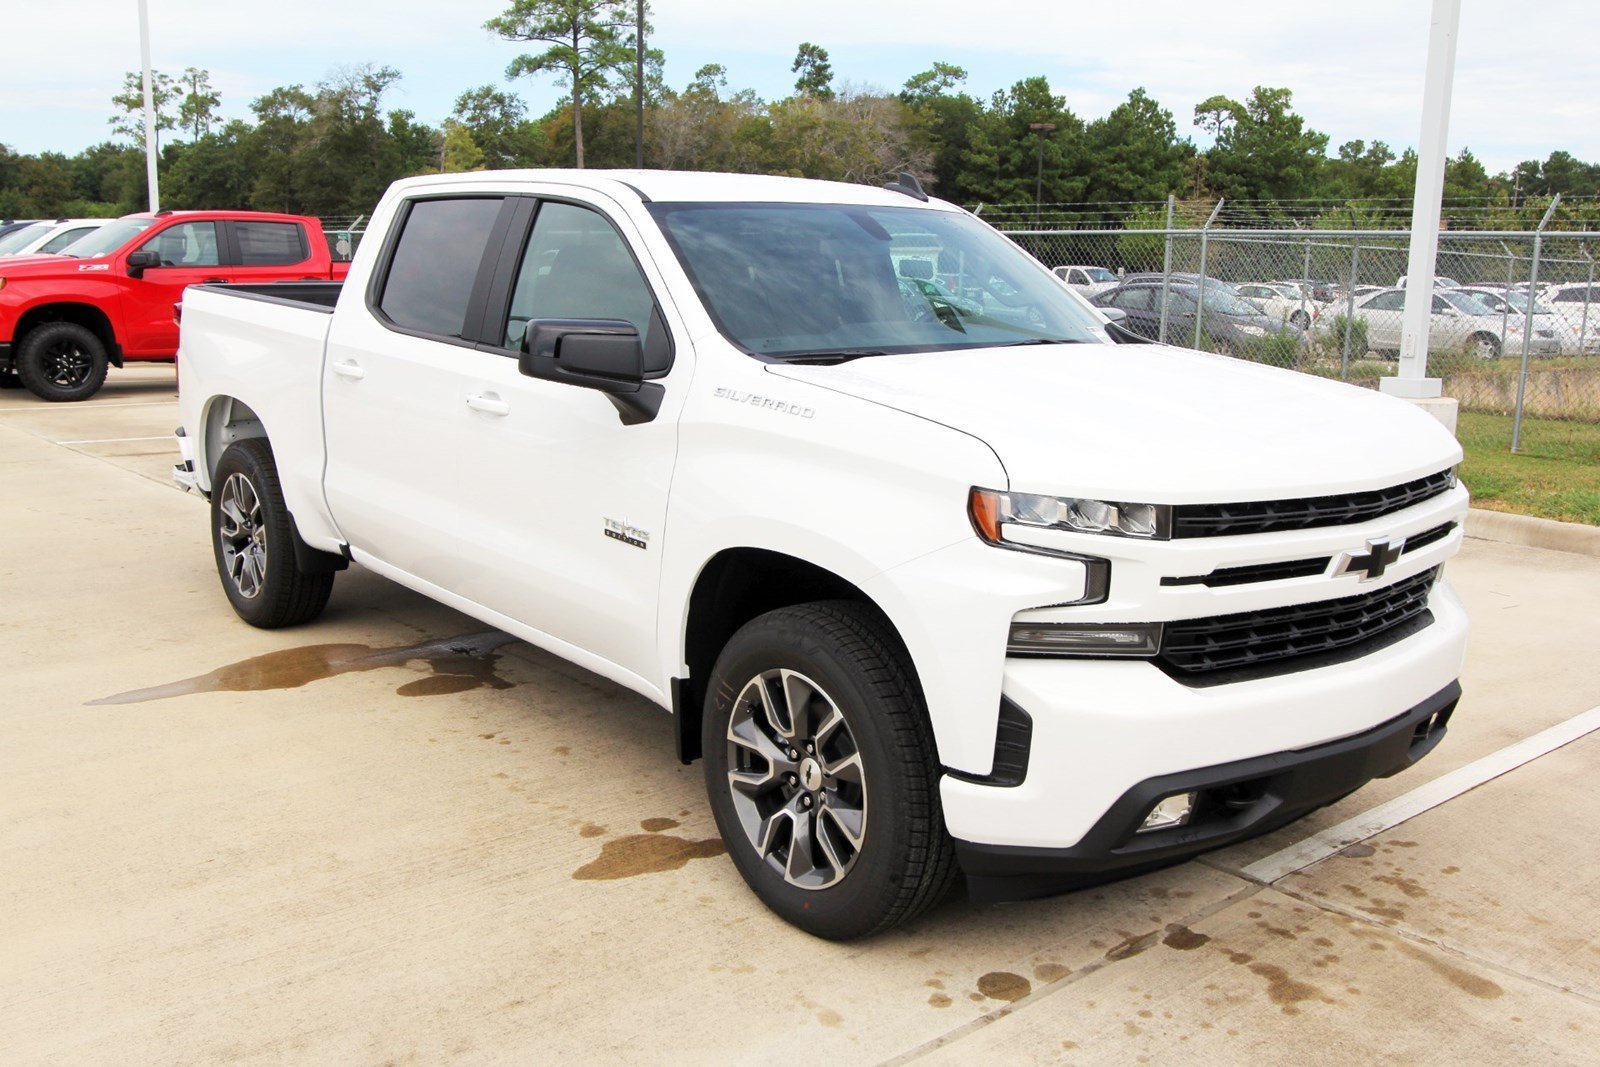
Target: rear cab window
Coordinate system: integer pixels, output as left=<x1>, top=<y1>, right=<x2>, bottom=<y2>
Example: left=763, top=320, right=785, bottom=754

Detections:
left=233, top=221, right=309, bottom=266
left=374, top=197, right=507, bottom=339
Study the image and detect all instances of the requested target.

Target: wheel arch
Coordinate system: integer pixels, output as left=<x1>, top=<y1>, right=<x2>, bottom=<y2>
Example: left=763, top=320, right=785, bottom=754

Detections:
left=13, top=302, right=121, bottom=367
left=675, top=547, right=920, bottom=765
left=198, top=394, right=269, bottom=488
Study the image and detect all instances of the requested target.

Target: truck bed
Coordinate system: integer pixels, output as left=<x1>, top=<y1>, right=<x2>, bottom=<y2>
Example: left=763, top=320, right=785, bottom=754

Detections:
left=193, top=281, right=343, bottom=312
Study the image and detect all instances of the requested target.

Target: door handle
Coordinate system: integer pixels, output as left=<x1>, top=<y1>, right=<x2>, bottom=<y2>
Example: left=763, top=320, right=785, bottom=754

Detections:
left=330, top=360, right=365, bottom=380
left=203, top=277, right=228, bottom=284
left=466, top=393, right=510, bottom=416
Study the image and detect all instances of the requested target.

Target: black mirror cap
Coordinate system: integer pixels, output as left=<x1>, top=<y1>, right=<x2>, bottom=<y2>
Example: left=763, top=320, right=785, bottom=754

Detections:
left=125, top=249, right=161, bottom=277
left=519, top=318, right=663, bottom=423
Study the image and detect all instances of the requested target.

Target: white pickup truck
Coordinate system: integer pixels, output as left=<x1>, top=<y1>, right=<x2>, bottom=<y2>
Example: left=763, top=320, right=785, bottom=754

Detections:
left=174, top=169, right=1469, bottom=939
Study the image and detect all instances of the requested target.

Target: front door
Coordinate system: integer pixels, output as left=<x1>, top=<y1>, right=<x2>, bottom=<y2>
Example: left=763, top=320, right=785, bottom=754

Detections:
left=123, top=220, right=228, bottom=354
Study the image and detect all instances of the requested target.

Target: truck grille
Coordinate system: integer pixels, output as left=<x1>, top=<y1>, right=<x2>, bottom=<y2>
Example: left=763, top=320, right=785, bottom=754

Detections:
left=1159, top=567, right=1439, bottom=677
left=1171, top=470, right=1454, bottom=538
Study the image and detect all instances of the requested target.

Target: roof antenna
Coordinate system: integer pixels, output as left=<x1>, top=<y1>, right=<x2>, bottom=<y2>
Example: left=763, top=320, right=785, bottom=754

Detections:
left=884, top=172, right=929, bottom=202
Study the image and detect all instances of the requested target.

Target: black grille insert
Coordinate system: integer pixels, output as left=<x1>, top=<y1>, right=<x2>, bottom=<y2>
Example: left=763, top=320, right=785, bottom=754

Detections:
left=1172, top=470, right=1455, bottom=538
left=1160, top=568, right=1439, bottom=677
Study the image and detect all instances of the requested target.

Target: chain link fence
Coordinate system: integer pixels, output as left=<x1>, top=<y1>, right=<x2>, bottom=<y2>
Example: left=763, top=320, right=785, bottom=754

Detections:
left=995, top=220, right=1600, bottom=464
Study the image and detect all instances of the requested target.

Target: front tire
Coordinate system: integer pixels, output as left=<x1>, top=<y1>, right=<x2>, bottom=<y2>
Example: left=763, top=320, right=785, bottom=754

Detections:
left=17, top=322, right=109, bottom=402
left=210, top=438, right=334, bottom=628
left=702, top=601, right=956, bottom=940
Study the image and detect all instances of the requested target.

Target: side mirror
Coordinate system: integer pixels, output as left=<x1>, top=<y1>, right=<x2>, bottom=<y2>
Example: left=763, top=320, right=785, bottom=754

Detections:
left=520, top=318, right=663, bottom=423
left=126, top=249, right=161, bottom=278
left=1099, top=306, right=1129, bottom=324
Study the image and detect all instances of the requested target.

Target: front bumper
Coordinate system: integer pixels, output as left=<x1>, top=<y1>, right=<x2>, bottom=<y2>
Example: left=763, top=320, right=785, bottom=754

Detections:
left=957, top=680, right=1459, bottom=901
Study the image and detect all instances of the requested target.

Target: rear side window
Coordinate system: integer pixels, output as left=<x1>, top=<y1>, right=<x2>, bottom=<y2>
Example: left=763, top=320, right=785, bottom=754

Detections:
left=377, top=198, right=504, bottom=338
left=234, top=221, right=308, bottom=266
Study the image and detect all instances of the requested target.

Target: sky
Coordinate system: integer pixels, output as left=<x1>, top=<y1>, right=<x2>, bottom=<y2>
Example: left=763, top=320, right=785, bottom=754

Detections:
left=4, top=0, right=1598, bottom=176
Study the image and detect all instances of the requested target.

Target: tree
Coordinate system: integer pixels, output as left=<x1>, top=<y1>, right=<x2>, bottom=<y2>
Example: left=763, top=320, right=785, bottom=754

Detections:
left=177, top=67, right=222, bottom=140
left=1192, top=86, right=1328, bottom=204
left=486, top=0, right=633, bottom=168
left=110, top=70, right=178, bottom=147
left=960, top=77, right=1085, bottom=207
left=791, top=42, right=834, bottom=100
left=452, top=86, right=546, bottom=168
left=248, top=85, right=314, bottom=212
left=1081, top=88, right=1191, bottom=204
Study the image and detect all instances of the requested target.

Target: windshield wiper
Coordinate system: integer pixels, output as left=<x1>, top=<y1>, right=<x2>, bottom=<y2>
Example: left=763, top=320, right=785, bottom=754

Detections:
left=774, top=349, right=893, bottom=364
left=996, top=338, right=1091, bottom=347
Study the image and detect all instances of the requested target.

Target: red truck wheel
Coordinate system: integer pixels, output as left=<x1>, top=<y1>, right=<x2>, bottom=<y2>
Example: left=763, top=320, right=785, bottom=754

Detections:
left=17, top=322, right=109, bottom=402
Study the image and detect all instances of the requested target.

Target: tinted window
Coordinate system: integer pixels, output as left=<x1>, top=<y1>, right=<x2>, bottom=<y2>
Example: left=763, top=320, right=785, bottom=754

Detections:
left=1364, top=291, right=1405, bottom=311
left=40, top=227, right=98, bottom=253
left=378, top=198, right=504, bottom=338
left=1106, top=287, right=1151, bottom=311
left=235, top=221, right=308, bottom=266
left=504, top=201, right=657, bottom=353
left=139, top=221, right=220, bottom=267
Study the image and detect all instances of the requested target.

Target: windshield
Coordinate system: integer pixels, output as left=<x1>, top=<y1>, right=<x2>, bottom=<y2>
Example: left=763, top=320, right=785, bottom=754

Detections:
left=1085, top=267, right=1116, bottom=283
left=1500, top=291, right=1555, bottom=315
left=57, top=218, right=155, bottom=258
left=1440, top=291, right=1495, bottom=316
left=1200, top=288, right=1262, bottom=317
left=0, top=223, right=49, bottom=254
left=648, top=202, right=1107, bottom=358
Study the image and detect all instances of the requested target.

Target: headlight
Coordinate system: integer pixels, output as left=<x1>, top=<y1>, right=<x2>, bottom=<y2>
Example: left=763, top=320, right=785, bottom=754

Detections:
left=0, top=278, right=7, bottom=291
left=1237, top=324, right=1267, bottom=336
left=970, top=487, right=1170, bottom=541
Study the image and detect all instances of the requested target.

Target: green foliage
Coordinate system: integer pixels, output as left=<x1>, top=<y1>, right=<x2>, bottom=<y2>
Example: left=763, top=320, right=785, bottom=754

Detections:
left=109, top=70, right=179, bottom=145
left=1193, top=86, right=1328, bottom=204
left=791, top=43, right=834, bottom=101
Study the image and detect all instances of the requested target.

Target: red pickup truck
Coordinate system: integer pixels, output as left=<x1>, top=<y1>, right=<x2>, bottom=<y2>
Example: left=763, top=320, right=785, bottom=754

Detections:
left=0, top=210, right=350, bottom=401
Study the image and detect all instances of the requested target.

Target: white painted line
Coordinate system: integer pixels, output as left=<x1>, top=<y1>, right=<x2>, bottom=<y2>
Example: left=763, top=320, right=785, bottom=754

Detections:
left=0, top=401, right=173, bottom=413
left=57, top=435, right=174, bottom=446
left=1243, top=702, right=1600, bottom=884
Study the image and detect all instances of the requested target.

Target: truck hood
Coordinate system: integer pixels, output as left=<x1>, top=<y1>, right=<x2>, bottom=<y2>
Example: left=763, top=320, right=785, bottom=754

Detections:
left=0, top=254, right=108, bottom=281
left=767, top=343, right=1462, bottom=503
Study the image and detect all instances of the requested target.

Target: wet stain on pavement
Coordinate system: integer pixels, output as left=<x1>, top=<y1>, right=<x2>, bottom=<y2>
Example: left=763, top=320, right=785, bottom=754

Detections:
left=1374, top=873, right=1430, bottom=899
left=976, top=971, right=1032, bottom=1002
left=640, top=817, right=681, bottom=832
left=1242, top=962, right=1332, bottom=1015
left=1105, top=930, right=1161, bottom=961
left=1033, top=962, right=1072, bottom=983
left=1396, top=942, right=1504, bottom=999
left=88, top=632, right=517, bottom=705
left=1162, top=924, right=1211, bottom=951
left=572, top=834, right=726, bottom=880
left=927, top=992, right=952, bottom=1008
left=1339, top=843, right=1377, bottom=858
left=578, top=823, right=607, bottom=838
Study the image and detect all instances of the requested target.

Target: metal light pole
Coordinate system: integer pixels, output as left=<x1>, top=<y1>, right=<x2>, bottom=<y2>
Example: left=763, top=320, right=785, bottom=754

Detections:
left=137, top=0, right=160, bottom=212
left=1028, top=122, right=1056, bottom=227
left=1383, top=0, right=1461, bottom=402
left=634, top=0, right=644, bottom=168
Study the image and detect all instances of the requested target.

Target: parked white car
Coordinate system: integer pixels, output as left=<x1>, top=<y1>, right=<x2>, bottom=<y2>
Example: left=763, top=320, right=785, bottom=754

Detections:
left=0, top=218, right=108, bottom=258
left=1236, top=283, right=1318, bottom=330
left=1453, top=286, right=1597, bottom=356
left=1544, top=283, right=1600, bottom=345
left=1396, top=275, right=1461, bottom=289
left=174, top=169, right=1469, bottom=939
left=1337, top=287, right=1557, bottom=359
left=1052, top=264, right=1119, bottom=296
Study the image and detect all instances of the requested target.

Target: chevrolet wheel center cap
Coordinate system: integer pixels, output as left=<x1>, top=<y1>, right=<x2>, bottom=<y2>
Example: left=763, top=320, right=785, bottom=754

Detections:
left=799, top=757, right=823, bottom=792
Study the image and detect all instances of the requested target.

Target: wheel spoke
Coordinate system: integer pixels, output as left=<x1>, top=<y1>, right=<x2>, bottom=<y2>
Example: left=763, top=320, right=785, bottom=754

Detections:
left=824, top=750, right=864, bottom=787
left=780, top=668, right=816, bottom=741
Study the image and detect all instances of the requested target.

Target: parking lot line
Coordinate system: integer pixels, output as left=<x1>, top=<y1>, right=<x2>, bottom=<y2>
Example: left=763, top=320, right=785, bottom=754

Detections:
left=0, top=401, right=174, bottom=414
left=56, top=435, right=175, bottom=446
left=1242, top=701, right=1600, bottom=884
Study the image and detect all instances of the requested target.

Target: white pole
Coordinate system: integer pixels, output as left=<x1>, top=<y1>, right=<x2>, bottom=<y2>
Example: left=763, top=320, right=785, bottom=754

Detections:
left=138, top=0, right=160, bottom=213
left=1382, top=0, right=1460, bottom=401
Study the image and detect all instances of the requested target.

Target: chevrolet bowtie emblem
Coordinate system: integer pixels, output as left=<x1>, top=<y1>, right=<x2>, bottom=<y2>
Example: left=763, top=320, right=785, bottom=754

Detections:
left=1337, top=536, right=1406, bottom=582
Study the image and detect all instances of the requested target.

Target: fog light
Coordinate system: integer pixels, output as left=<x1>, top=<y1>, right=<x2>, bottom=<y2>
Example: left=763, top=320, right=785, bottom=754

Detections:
left=1137, top=792, right=1196, bottom=833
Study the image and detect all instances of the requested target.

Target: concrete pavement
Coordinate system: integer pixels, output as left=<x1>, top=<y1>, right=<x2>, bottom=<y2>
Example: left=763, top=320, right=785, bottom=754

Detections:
left=2, top=365, right=1597, bottom=1064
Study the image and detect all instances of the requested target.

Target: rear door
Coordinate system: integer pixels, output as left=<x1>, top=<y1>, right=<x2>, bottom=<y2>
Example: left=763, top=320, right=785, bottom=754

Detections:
left=121, top=219, right=228, bottom=354
left=1359, top=290, right=1405, bottom=349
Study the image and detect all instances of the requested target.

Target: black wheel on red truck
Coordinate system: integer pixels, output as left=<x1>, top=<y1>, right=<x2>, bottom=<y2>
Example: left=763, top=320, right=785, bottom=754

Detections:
left=16, top=322, right=109, bottom=402
left=210, top=438, right=335, bottom=629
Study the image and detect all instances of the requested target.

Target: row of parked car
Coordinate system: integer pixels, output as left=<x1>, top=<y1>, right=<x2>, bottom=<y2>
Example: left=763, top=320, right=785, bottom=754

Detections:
left=1052, top=264, right=1600, bottom=359
left=0, top=218, right=111, bottom=258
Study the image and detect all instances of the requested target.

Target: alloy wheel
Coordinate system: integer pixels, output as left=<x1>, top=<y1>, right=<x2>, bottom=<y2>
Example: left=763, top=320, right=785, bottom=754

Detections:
left=725, top=668, right=867, bottom=890
left=217, top=473, right=268, bottom=599
left=42, top=339, right=93, bottom=389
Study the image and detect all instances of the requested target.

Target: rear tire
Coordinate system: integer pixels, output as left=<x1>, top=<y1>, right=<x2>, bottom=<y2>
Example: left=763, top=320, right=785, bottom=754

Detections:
left=702, top=601, right=957, bottom=940
left=210, top=438, right=334, bottom=628
left=17, top=322, right=109, bottom=402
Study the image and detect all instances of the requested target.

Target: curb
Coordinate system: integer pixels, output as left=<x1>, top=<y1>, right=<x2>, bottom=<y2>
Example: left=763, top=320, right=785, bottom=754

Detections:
left=1464, top=507, right=1600, bottom=557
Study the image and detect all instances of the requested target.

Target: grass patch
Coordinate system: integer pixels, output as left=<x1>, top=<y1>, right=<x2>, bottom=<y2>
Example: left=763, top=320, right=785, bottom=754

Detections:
left=1457, top=411, right=1600, bottom=525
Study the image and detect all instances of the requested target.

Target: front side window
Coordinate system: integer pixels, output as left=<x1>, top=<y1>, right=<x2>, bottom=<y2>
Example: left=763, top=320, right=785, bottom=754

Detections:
left=40, top=227, right=97, bottom=254
left=503, top=201, right=659, bottom=355
left=377, top=198, right=505, bottom=338
left=1108, top=287, right=1152, bottom=311
left=138, top=221, right=220, bottom=267
left=1365, top=291, right=1405, bottom=311
left=650, top=202, right=1106, bottom=358
left=235, top=221, right=308, bottom=266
